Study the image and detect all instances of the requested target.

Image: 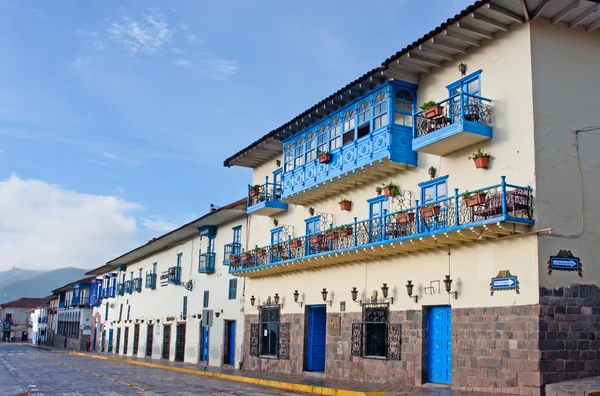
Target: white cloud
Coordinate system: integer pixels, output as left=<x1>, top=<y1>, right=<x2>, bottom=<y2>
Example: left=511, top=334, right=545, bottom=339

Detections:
left=199, top=59, right=240, bottom=80
left=173, top=58, right=194, bottom=69
left=101, top=151, right=119, bottom=159
left=141, top=217, right=178, bottom=233
left=0, top=175, right=142, bottom=271
left=186, top=34, right=203, bottom=43
left=171, top=47, right=185, bottom=54
left=107, top=9, right=174, bottom=55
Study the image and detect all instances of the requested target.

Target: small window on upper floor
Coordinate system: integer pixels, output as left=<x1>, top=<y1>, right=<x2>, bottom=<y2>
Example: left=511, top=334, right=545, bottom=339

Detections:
left=271, top=227, right=283, bottom=245
left=343, top=109, right=355, bottom=146
left=373, top=92, right=387, bottom=130
left=420, top=176, right=448, bottom=204
left=284, top=143, right=293, bottom=173
left=394, top=90, right=414, bottom=127
left=294, top=138, right=304, bottom=168
left=357, top=101, right=371, bottom=140
left=305, top=132, right=316, bottom=162
left=316, top=125, right=328, bottom=154
left=305, top=216, right=321, bottom=235
left=447, top=70, right=482, bottom=98
left=329, top=118, right=341, bottom=151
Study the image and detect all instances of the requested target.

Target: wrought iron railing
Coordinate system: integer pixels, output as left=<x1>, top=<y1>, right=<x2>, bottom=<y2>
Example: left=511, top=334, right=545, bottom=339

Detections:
left=145, top=273, right=157, bottom=289
left=223, top=242, right=242, bottom=265
left=132, top=278, right=142, bottom=292
left=248, top=178, right=284, bottom=207
left=124, top=280, right=132, bottom=294
left=168, top=266, right=181, bottom=285
left=198, top=252, right=215, bottom=273
left=230, top=177, right=533, bottom=272
left=116, top=283, right=125, bottom=296
left=413, top=92, right=492, bottom=139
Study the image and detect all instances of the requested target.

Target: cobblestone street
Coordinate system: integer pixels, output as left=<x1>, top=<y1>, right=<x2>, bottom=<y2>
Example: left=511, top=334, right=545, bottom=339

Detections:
left=0, top=344, right=304, bottom=395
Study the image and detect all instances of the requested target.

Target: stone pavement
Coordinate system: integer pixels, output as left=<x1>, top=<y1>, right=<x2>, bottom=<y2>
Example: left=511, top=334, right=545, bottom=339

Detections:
left=0, top=350, right=28, bottom=396
left=545, top=376, right=600, bottom=396
left=62, top=347, right=503, bottom=396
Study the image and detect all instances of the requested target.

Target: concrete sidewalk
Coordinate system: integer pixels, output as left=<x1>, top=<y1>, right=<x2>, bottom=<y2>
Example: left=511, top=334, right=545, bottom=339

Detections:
left=0, top=356, right=28, bottom=396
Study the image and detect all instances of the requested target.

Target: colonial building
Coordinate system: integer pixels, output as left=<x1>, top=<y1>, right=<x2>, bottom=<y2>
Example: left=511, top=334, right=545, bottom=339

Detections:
left=0, top=298, right=45, bottom=342
left=51, top=277, right=95, bottom=351
left=224, top=1, right=600, bottom=394
left=87, top=200, right=247, bottom=368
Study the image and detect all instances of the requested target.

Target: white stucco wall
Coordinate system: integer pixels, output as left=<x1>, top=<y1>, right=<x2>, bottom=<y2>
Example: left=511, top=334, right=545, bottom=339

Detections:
left=529, top=19, right=600, bottom=288
left=94, top=217, right=246, bottom=368
left=243, top=22, right=539, bottom=312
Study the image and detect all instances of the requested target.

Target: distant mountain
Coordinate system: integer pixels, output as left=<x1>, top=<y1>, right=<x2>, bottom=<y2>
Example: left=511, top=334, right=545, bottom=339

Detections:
left=0, top=267, right=88, bottom=304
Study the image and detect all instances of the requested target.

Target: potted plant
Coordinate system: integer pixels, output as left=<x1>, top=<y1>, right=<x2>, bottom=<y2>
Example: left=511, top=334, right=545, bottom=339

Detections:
left=255, top=247, right=267, bottom=257
left=420, top=203, right=441, bottom=218
left=326, top=228, right=340, bottom=241
left=382, top=182, right=400, bottom=197
left=397, top=210, right=415, bottom=223
left=230, top=255, right=240, bottom=264
left=317, top=150, right=332, bottom=164
left=249, top=184, right=261, bottom=197
left=290, top=238, right=302, bottom=249
left=338, top=198, right=351, bottom=211
left=310, top=233, right=324, bottom=244
left=241, top=251, right=254, bottom=261
left=339, top=225, right=353, bottom=237
left=462, top=190, right=487, bottom=207
left=421, top=100, right=444, bottom=119
left=270, top=244, right=283, bottom=253
left=468, top=149, right=493, bottom=169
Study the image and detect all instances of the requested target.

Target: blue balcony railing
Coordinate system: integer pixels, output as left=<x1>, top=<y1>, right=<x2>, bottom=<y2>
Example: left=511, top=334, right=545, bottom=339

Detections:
left=413, top=92, right=492, bottom=156
left=116, top=283, right=124, bottom=296
left=223, top=242, right=242, bottom=265
left=247, top=180, right=288, bottom=216
left=198, top=252, right=215, bottom=274
left=132, top=278, right=142, bottom=292
left=168, top=266, right=181, bottom=285
left=230, top=177, right=533, bottom=276
left=145, top=273, right=157, bottom=290
left=124, top=280, right=132, bottom=294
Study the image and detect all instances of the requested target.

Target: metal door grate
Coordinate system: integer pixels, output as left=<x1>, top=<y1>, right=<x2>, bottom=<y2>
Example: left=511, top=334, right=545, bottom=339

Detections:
left=133, top=324, right=140, bottom=355
left=116, top=328, right=121, bottom=354
left=123, top=327, right=129, bottom=355
left=145, top=325, right=153, bottom=357
left=175, top=323, right=186, bottom=362
left=162, top=325, right=171, bottom=360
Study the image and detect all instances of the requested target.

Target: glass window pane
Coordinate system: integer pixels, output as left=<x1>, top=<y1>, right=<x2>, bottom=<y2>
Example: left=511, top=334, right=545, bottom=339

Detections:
left=365, top=323, right=386, bottom=357
left=437, top=183, right=447, bottom=198
left=467, top=79, right=479, bottom=94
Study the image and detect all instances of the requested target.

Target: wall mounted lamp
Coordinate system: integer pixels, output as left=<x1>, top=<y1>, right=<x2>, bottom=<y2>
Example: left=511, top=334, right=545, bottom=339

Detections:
left=276, top=159, right=281, bottom=167
left=443, top=275, right=458, bottom=299
left=321, top=288, right=332, bottom=306
left=250, top=295, right=256, bottom=306
left=273, top=218, right=279, bottom=227
left=428, top=166, right=437, bottom=180
left=309, top=207, right=315, bottom=216
left=273, top=293, right=280, bottom=305
left=215, top=311, right=220, bottom=318
left=406, top=280, right=418, bottom=303
left=458, top=62, right=467, bottom=76
left=293, top=290, right=303, bottom=308
left=375, top=187, right=382, bottom=196
left=350, top=287, right=362, bottom=306
left=381, top=283, right=394, bottom=304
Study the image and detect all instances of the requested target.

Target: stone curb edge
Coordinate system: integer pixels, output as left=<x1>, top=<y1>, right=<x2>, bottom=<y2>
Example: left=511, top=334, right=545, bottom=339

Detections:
left=68, top=352, right=386, bottom=396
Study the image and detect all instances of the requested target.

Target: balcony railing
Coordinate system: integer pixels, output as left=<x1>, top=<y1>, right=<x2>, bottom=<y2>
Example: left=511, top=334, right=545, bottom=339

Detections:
left=413, top=92, right=492, bottom=156
left=70, top=297, right=80, bottom=306
left=223, top=242, right=242, bottom=265
left=108, top=286, right=116, bottom=298
left=145, top=273, right=157, bottom=290
left=247, top=180, right=288, bottom=216
left=116, top=283, right=125, bottom=296
left=132, top=278, right=142, bottom=292
left=230, top=177, right=533, bottom=277
left=168, top=266, right=181, bottom=285
left=124, top=280, right=132, bottom=294
left=198, top=252, right=215, bottom=274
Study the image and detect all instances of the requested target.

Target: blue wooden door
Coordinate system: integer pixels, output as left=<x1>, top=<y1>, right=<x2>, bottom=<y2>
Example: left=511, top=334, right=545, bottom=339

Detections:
left=227, top=321, right=236, bottom=365
left=306, top=305, right=327, bottom=371
left=201, top=326, right=210, bottom=361
left=108, top=329, right=113, bottom=354
left=428, top=306, right=452, bottom=384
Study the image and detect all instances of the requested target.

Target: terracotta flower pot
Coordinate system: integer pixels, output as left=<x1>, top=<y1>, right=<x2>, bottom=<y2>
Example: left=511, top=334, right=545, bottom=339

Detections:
left=465, top=193, right=487, bottom=207
left=340, top=227, right=353, bottom=237
left=383, top=187, right=395, bottom=197
left=271, top=245, right=283, bottom=253
left=230, top=256, right=240, bottom=264
left=241, top=253, right=253, bottom=261
left=290, top=240, right=302, bottom=249
left=318, top=153, right=332, bottom=164
left=397, top=212, right=415, bottom=223
left=339, top=201, right=351, bottom=211
left=256, top=249, right=267, bottom=257
left=420, top=206, right=441, bottom=218
left=326, top=232, right=339, bottom=241
left=310, top=234, right=323, bottom=244
left=249, top=189, right=260, bottom=197
left=423, top=105, right=444, bottom=119
left=473, top=156, right=490, bottom=169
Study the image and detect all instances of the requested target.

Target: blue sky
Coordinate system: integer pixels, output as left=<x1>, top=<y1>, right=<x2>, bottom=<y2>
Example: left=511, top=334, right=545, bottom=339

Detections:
left=0, top=0, right=473, bottom=270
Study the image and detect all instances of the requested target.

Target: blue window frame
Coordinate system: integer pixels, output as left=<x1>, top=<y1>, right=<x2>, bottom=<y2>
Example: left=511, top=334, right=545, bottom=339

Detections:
left=182, top=296, right=187, bottom=317
left=203, top=290, right=209, bottom=308
left=316, top=125, right=328, bottom=154
left=208, top=236, right=215, bottom=253
left=305, top=132, right=316, bottom=162
left=330, top=118, right=341, bottom=150
left=373, top=92, right=388, bottom=130
left=176, top=253, right=183, bottom=267
left=394, top=90, right=414, bottom=127
left=228, top=279, right=237, bottom=300
left=270, top=227, right=283, bottom=245
left=447, top=70, right=482, bottom=97
left=368, top=196, right=389, bottom=242
left=284, top=143, right=293, bottom=172
left=419, top=176, right=449, bottom=204
left=294, top=138, right=304, bottom=168
left=305, top=216, right=321, bottom=235
left=272, top=169, right=282, bottom=187
left=233, top=226, right=242, bottom=245
left=356, top=101, right=371, bottom=140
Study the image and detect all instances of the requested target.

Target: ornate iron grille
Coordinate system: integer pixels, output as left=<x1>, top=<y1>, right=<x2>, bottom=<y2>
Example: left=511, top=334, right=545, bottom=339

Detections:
left=390, top=189, right=413, bottom=213
left=248, top=182, right=283, bottom=207
left=145, top=325, right=153, bottom=357
left=175, top=323, right=186, bottom=362
left=249, top=323, right=259, bottom=357
left=387, top=323, right=402, bottom=360
left=115, top=328, right=121, bottom=354
left=351, top=323, right=362, bottom=356
left=259, top=307, right=280, bottom=323
left=123, top=327, right=129, bottom=355
left=162, top=325, right=171, bottom=360
left=133, top=324, right=140, bottom=355
left=278, top=323, right=290, bottom=360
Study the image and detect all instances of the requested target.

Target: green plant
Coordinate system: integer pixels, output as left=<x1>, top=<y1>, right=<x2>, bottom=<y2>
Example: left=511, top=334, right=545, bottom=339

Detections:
left=338, top=198, right=350, bottom=204
left=382, top=182, right=400, bottom=197
left=254, top=246, right=266, bottom=252
left=317, top=150, right=329, bottom=157
left=250, top=184, right=261, bottom=191
left=468, top=149, right=493, bottom=160
left=420, top=100, right=438, bottom=111
left=462, top=190, right=472, bottom=200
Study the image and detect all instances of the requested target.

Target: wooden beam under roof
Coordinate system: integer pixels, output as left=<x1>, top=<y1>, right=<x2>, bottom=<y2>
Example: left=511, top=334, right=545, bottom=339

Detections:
left=571, top=3, right=600, bottom=28
left=456, top=21, right=494, bottom=40
left=471, top=12, right=509, bottom=31
left=393, top=58, right=431, bottom=74
left=487, top=3, right=525, bottom=23
left=406, top=52, right=442, bottom=67
left=380, top=69, right=419, bottom=85
left=521, top=0, right=530, bottom=21
left=587, top=16, right=600, bottom=31
left=531, top=0, right=550, bottom=20
left=444, top=29, right=481, bottom=46
left=429, top=38, right=467, bottom=54
left=417, top=45, right=454, bottom=61
left=552, top=0, right=581, bottom=24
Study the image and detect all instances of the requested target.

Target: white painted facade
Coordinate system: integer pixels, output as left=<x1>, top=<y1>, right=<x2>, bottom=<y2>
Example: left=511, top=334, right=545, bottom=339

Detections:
left=90, top=203, right=247, bottom=368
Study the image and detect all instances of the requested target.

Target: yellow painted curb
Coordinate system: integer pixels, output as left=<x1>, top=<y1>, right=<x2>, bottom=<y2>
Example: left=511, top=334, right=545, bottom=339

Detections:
left=586, top=391, right=600, bottom=396
left=69, top=352, right=386, bottom=396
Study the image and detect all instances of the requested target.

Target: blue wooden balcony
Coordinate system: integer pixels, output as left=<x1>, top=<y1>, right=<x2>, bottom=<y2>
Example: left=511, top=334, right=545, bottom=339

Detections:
left=247, top=180, right=288, bottom=216
left=132, top=278, right=142, bottom=292
left=413, top=92, right=492, bottom=156
left=230, top=177, right=533, bottom=278
left=223, top=242, right=241, bottom=265
left=70, top=296, right=80, bottom=306
left=116, top=283, right=125, bottom=296
left=198, top=252, right=215, bottom=274
left=124, top=280, right=132, bottom=294
left=168, top=266, right=181, bottom=285
left=145, top=273, right=157, bottom=290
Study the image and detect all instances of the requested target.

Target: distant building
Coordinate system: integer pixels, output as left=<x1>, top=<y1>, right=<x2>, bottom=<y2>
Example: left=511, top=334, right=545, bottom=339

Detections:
left=0, top=298, right=46, bottom=342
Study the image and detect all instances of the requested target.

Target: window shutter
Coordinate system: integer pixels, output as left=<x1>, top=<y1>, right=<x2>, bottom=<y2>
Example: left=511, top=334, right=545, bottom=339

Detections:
left=278, top=323, right=290, bottom=360
left=387, top=323, right=401, bottom=360
left=351, top=323, right=362, bottom=356
left=250, top=324, right=259, bottom=357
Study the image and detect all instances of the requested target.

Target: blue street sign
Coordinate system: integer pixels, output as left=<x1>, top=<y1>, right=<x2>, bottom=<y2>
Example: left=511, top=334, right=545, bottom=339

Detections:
left=550, top=257, right=580, bottom=270
left=492, top=277, right=517, bottom=289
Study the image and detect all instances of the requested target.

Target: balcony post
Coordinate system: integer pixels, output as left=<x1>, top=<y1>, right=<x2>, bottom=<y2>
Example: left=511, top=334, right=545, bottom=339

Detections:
left=265, top=176, right=269, bottom=200
left=454, top=188, right=460, bottom=226
left=460, top=89, right=464, bottom=122
left=415, top=199, right=420, bottom=233
left=353, top=217, right=358, bottom=247
left=382, top=209, right=388, bottom=242
left=412, top=104, right=417, bottom=138
left=247, top=184, right=251, bottom=206
left=501, top=176, right=507, bottom=217
left=254, top=244, right=258, bottom=268
left=288, top=235, right=292, bottom=259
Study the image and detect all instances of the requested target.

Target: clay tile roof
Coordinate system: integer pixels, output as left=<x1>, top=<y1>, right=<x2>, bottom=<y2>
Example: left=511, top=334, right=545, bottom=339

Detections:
left=0, top=297, right=47, bottom=309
